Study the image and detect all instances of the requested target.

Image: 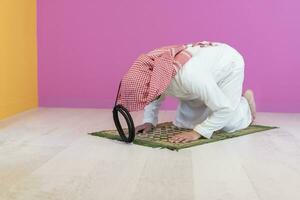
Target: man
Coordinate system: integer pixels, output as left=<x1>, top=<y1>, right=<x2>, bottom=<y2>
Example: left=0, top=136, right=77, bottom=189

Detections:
left=117, top=41, right=256, bottom=143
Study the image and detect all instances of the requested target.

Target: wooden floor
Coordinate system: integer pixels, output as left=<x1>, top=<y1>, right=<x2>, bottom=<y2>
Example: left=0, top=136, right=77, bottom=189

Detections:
left=0, top=108, right=300, bottom=200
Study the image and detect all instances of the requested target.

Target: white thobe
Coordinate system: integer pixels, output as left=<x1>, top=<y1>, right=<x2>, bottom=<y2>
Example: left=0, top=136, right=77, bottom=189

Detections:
left=143, top=42, right=252, bottom=139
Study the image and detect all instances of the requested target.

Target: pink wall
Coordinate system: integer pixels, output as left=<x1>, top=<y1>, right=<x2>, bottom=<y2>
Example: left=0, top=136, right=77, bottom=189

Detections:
left=38, top=0, right=300, bottom=112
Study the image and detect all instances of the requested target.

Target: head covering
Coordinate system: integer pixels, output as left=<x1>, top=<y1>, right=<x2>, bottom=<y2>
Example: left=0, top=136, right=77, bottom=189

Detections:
left=117, top=41, right=212, bottom=111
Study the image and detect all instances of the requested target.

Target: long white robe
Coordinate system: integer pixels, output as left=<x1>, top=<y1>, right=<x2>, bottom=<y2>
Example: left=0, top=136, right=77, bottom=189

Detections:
left=143, top=42, right=252, bottom=139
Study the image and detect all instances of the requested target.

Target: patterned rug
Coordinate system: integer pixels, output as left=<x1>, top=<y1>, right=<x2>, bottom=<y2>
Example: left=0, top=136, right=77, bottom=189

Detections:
left=89, top=122, right=277, bottom=151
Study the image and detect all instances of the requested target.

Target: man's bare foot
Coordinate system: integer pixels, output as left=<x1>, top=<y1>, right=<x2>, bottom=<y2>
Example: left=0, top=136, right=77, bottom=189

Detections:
left=243, top=89, right=257, bottom=122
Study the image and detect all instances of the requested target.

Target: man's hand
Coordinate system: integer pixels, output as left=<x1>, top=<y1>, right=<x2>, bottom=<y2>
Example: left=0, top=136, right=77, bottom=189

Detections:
left=135, top=123, right=154, bottom=134
left=169, top=131, right=201, bottom=143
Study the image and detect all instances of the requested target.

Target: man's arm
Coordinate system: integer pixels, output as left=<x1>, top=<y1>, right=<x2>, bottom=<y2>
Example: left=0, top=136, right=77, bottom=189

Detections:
left=185, top=74, right=236, bottom=139
left=143, top=94, right=166, bottom=126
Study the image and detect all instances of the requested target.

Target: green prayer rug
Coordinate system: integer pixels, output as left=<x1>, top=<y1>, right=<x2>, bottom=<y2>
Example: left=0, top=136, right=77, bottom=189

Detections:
left=89, top=122, right=277, bottom=151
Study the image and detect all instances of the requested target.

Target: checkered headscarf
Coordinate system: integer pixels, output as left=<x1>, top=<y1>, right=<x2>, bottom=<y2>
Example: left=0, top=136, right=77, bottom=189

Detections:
left=117, top=41, right=212, bottom=111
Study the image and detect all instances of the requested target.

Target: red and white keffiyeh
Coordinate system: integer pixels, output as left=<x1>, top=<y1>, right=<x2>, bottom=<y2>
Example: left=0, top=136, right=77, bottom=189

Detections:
left=117, top=41, right=212, bottom=112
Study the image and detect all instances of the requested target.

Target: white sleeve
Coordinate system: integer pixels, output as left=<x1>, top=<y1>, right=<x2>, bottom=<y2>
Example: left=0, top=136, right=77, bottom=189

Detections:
left=185, top=75, right=235, bottom=139
left=143, top=94, right=166, bottom=126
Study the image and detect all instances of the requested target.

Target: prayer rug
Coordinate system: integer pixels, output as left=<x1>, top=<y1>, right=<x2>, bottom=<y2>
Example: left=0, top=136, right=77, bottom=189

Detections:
left=89, top=122, right=277, bottom=151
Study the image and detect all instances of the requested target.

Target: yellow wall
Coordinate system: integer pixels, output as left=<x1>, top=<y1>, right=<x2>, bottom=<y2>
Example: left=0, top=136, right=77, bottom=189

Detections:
left=0, top=0, right=38, bottom=119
